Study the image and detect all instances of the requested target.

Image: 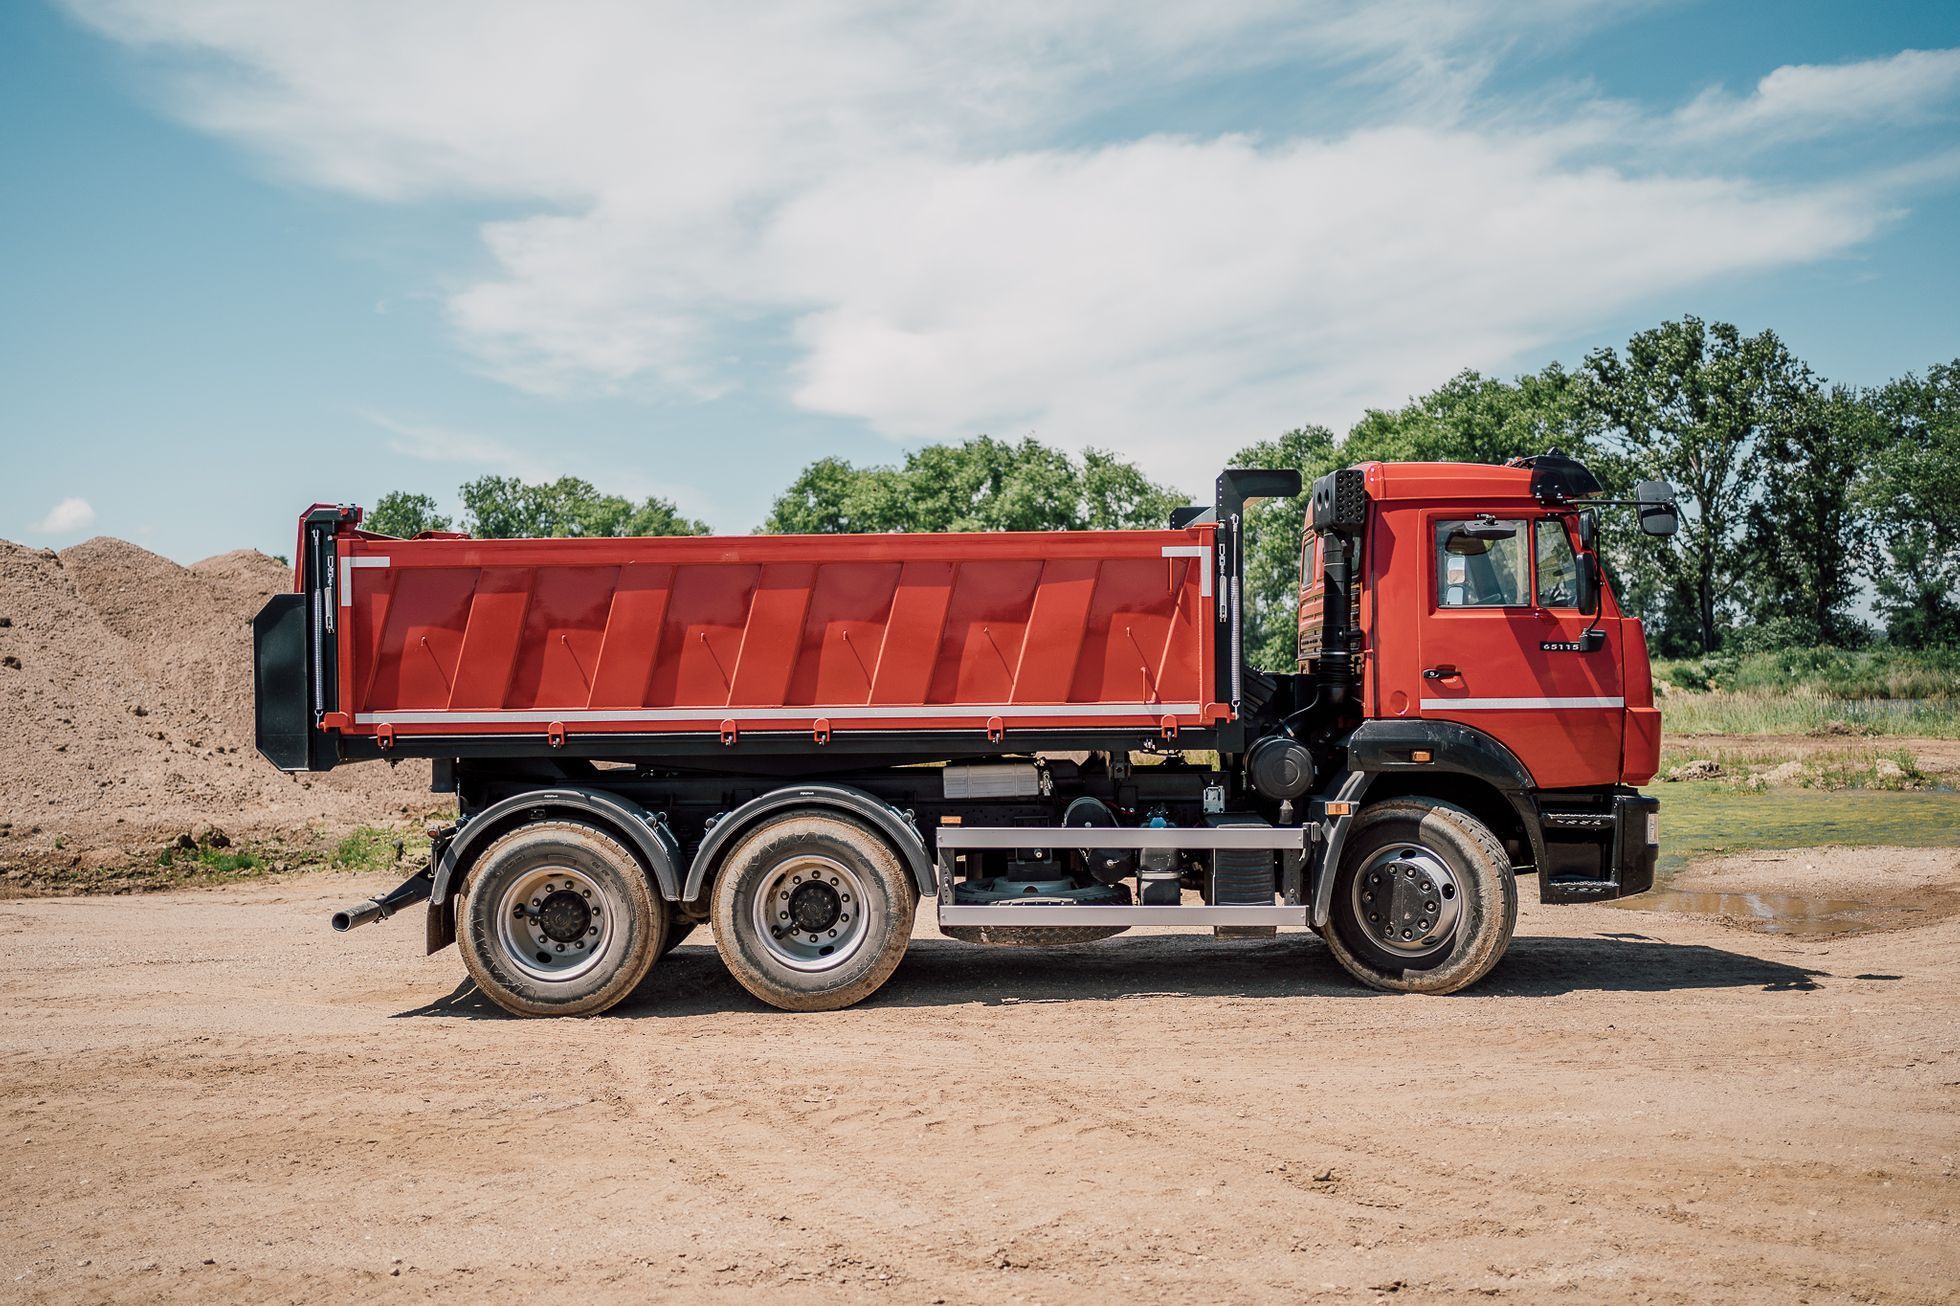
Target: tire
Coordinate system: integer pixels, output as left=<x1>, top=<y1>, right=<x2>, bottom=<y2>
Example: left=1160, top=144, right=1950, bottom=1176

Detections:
left=711, top=812, right=916, bottom=1012
left=456, top=820, right=665, bottom=1017
left=1320, top=798, right=1517, bottom=995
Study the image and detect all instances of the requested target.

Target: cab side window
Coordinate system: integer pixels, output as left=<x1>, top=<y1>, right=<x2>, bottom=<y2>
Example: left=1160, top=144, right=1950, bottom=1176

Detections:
left=1534, top=519, right=1580, bottom=607
left=1436, top=519, right=1528, bottom=607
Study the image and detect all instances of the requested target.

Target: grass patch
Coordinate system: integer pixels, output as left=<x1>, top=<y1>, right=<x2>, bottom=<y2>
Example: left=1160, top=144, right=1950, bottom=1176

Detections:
left=1657, top=744, right=1941, bottom=790
left=1653, top=645, right=1960, bottom=738
left=1645, top=782, right=1960, bottom=877
left=155, top=841, right=264, bottom=877
left=1660, top=689, right=1960, bottom=738
left=330, top=826, right=430, bottom=873
left=1654, top=645, right=1960, bottom=699
left=3, top=821, right=438, bottom=896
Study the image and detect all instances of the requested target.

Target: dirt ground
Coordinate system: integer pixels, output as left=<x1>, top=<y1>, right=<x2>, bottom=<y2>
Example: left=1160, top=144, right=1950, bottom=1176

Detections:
left=4, top=850, right=1958, bottom=1305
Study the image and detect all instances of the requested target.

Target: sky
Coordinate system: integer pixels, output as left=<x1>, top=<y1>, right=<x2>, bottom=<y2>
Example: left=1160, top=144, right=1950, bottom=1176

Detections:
left=2, top=0, right=1958, bottom=562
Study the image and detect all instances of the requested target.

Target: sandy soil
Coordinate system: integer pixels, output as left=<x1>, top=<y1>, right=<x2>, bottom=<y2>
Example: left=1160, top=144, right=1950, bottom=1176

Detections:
left=0, top=538, right=430, bottom=873
left=5, top=858, right=1958, bottom=1304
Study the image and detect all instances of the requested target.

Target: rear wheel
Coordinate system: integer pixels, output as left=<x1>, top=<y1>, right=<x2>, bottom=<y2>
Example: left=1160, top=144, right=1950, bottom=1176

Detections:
left=456, top=821, right=664, bottom=1017
left=1321, top=798, right=1517, bottom=995
left=711, top=812, right=916, bottom=1012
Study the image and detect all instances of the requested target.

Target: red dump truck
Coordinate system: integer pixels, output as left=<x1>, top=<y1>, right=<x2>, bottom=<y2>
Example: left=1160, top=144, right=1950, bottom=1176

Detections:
left=254, top=456, right=1678, bottom=1016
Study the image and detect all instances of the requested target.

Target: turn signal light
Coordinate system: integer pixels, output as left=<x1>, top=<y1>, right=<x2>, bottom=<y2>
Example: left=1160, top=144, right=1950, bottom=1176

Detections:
left=1411, top=750, right=1433, bottom=763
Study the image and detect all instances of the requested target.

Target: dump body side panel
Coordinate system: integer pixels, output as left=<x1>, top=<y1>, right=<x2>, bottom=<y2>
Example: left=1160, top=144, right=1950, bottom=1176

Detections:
left=328, top=527, right=1218, bottom=743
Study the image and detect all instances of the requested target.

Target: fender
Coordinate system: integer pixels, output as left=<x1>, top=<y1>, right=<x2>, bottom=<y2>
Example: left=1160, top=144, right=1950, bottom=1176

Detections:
left=429, top=786, right=683, bottom=908
left=1344, top=718, right=1535, bottom=791
left=1319, top=719, right=1550, bottom=909
left=681, top=783, right=933, bottom=904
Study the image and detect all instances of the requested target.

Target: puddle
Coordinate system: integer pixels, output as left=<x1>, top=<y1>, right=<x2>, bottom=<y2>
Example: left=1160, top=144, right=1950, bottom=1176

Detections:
left=1605, top=787, right=1960, bottom=939
left=1611, top=889, right=1882, bottom=937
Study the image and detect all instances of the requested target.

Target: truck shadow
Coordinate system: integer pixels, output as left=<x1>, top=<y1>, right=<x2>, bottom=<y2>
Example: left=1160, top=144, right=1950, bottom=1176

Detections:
left=393, top=931, right=1825, bottom=1020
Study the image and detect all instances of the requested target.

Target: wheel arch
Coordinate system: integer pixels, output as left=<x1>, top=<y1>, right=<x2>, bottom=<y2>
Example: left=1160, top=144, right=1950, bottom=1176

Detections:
left=426, top=787, right=683, bottom=954
left=681, top=783, right=933, bottom=907
left=1341, top=719, right=1545, bottom=873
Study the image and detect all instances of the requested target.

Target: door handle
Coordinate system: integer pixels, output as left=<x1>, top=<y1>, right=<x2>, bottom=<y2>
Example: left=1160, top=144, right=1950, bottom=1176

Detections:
left=1423, top=665, right=1460, bottom=681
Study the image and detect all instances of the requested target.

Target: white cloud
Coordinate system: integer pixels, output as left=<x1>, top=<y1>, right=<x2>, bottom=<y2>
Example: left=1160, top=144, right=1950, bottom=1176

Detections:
left=65, top=3, right=1943, bottom=491
left=31, top=497, right=98, bottom=534
left=770, top=131, right=1878, bottom=486
left=365, top=409, right=552, bottom=481
left=1674, top=48, right=1960, bottom=144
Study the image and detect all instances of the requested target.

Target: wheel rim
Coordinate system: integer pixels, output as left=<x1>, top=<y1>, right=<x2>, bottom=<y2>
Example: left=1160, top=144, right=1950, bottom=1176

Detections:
left=495, top=865, right=614, bottom=983
left=1348, top=843, right=1461, bottom=961
left=750, top=853, right=874, bottom=973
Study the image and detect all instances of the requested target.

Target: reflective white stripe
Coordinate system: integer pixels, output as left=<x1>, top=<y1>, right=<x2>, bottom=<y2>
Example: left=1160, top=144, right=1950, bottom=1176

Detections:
left=1160, top=545, right=1213, bottom=596
left=1422, top=696, right=1625, bottom=711
left=356, top=702, right=1201, bottom=726
left=338, top=555, right=391, bottom=607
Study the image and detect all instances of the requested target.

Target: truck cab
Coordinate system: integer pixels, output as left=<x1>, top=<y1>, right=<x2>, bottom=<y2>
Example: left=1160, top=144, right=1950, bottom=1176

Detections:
left=1303, top=459, right=1661, bottom=790
left=1294, top=456, right=1663, bottom=908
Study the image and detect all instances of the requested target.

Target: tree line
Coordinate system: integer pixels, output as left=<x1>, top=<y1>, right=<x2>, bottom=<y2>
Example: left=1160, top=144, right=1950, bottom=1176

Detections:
left=371, top=316, right=1958, bottom=670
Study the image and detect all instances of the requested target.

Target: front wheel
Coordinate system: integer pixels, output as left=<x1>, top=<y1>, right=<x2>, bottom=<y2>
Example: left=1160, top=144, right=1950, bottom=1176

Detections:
left=1321, top=798, right=1517, bottom=995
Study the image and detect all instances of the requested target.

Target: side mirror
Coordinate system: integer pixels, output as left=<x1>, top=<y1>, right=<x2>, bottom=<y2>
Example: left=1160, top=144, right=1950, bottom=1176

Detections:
left=1575, top=510, right=1597, bottom=551
left=1574, top=551, right=1600, bottom=615
left=1635, top=480, right=1679, bottom=537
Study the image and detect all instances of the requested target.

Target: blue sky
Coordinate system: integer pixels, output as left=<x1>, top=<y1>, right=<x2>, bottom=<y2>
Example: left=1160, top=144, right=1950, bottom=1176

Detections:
left=3, top=0, right=1958, bottom=561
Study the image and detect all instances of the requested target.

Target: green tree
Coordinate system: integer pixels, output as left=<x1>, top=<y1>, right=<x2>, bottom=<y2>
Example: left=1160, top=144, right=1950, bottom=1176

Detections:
left=1742, top=384, right=1878, bottom=645
left=761, top=436, right=1184, bottom=535
left=364, top=491, right=452, bottom=538
left=764, top=457, right=906, bottom=533
left=1583, top=317, right=1805, bottom=655
left=1345, top=365, right=1597, bottom=466
left=458, top=475, right=710, bottom=539
left=1864, top=361, right=1960, bottom=647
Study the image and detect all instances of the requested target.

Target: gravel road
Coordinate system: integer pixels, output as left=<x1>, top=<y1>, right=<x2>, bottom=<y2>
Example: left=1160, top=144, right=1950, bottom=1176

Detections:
left=4, top=852, right=1957, bottom=1304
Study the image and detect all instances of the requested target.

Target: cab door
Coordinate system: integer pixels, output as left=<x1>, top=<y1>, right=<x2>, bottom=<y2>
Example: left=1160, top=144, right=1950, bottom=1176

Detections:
left=1415, top=512, right=1623, bottom=790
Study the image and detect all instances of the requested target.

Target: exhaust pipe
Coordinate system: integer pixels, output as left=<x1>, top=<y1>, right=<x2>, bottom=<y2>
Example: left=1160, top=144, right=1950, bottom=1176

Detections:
left=331, top=869, right=434, bottom=933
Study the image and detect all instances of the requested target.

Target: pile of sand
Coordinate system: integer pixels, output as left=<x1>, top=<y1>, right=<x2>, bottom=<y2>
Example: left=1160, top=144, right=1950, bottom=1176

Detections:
left=0, top=537, right=432, bottom=875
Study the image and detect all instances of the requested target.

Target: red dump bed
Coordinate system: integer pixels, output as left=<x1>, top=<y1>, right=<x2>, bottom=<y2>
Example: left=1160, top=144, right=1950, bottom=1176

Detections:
left=322, top=526, right=1221, bottom=743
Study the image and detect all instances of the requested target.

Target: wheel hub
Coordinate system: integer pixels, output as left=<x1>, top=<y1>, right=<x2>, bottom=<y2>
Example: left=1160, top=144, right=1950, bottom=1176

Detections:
left=495, top=867, right=609, bottom=982
left=788, top=881, right=842, bottom=933
left=753, top=853, right=871, bottom=973
left=536, top=889, right=592, bottom=943
left=1351, top=844, right=1461, bottom=960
